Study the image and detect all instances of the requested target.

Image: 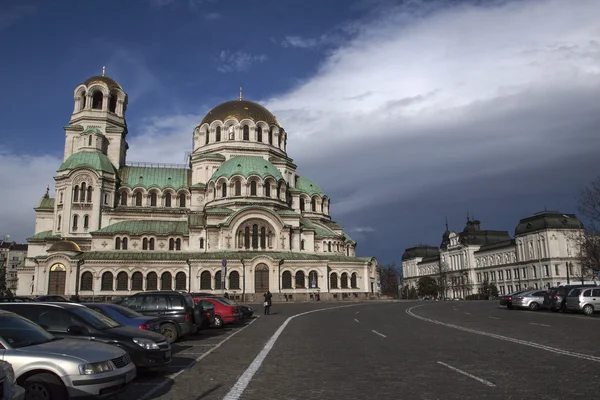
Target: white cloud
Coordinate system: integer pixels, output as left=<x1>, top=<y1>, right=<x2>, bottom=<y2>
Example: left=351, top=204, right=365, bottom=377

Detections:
left=281, top=36, right=319, bottom=49
left=349, top=226, right=376, bottom=233
left=216, top=50, right=268, bottom=73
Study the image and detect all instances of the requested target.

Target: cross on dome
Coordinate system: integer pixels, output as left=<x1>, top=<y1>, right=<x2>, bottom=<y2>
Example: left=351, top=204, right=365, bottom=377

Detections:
left=102, top=66, right=106, bottom=76
left=239, top=86, right=243, bottom=101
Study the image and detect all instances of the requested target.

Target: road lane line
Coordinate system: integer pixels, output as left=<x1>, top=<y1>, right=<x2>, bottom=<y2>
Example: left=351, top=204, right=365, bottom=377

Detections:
left=406, top=305, right=600, bottom=363
left=464, top=312, right=471, bottom=315
left=437, top=361, right=496, bottom=387
left=530, top=322, right=550, bottom=327
left=354, top=318, right=360, bottom=322
left=137, top=318, right=258, bottom=400
left=372, top=330, right=387, bottom=338
left=223, top=303, right=368, bottom=400
left=489, top=316, right=500, bottom=320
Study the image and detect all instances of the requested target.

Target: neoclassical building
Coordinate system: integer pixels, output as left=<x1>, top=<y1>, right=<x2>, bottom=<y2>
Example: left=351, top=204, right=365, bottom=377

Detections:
left=18, top=71, right=379, bottom=301
left=402, top=211, right=585, bottom=298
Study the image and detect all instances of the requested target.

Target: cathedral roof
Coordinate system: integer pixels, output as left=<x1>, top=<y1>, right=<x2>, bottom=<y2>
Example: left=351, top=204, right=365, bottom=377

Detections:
left=82, top=75, right=122, bottom=89
left=119, top=165, right=190, bottom=190
left=200, top=100, right=280, bottom=127
left=210, top=156, right=283, bottom=181
left=58, top=151, right=117, bottom=174
left=92, top=220, right=188, bottom=236
left=295, top=175, right=324, bottom=197
left=514, top=211, right=583, bottom=236
left=47, top=240, right=81, bottom=253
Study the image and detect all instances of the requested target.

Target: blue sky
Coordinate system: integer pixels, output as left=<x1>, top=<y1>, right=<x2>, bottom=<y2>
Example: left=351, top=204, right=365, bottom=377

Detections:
left=2, top=0, right=600, bottom=266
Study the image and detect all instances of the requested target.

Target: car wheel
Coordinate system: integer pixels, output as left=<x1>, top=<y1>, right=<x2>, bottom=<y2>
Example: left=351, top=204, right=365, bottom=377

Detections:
left=583, top=304, right=594, bottom=316
left=214, top=315, right=224, bottom=329
left=161, top=323, right=179, bottom=344
left=529, top=302, right=539, bottom=311
left=23, top=372, right=66, bottom=400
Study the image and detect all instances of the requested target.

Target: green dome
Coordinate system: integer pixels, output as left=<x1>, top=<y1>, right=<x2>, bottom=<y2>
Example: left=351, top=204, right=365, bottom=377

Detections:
left=210, top=156, right=283, bottom=181
left=58, top=151, right=117, bottom=174
left=296, top=175, right=324, bottom=196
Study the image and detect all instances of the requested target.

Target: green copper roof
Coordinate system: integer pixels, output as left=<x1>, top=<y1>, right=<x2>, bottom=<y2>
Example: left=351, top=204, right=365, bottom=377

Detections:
left=92, top=220, right=188, bottom=236
left=119, top=166, right=190, bottom=190
left=210, top=156, right=283, bottom=181
left=277, top=209, right=301, bottom=217
left=296, top=175, right=324, bottom=196
left=58, top=151, right=117, bottom=174
left=301, top=218, right=338, bottom=238
left=27, top=230, right=62, bottom=241
left=82, top=127, right=105, bottom=137
left=37, top=197, right=55, bottom=209
left=192, top=153, right=226, bottom=161
left=206, top=207, right=235, bottom=214
left=515, top=211, right=584, bottom=236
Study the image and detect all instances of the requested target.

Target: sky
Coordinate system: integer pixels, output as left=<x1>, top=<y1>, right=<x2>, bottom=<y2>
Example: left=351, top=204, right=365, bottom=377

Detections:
left=1, top=0, right=600, bottom=266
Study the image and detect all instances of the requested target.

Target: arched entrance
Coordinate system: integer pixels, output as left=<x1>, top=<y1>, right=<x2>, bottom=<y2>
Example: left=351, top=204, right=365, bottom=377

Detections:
left=254, top=264, right=269, bottom=293
left=48, top=263, right=67, bottom=295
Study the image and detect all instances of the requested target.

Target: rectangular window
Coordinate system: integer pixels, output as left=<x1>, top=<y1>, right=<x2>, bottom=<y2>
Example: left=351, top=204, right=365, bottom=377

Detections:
left=545, top=265, right=550, bottom=277
left=522, top=267, right=527, bottom=279
left=477, top=273, right=482, bottom=283
left=506, top=269, right=511, bottom=279
left=534, top=283, right=539, bottom=289
left=514, top=269, right=519, bottom=279
left=499, top=270, right=504, bottom=280
left=491, top=271, right=496, bottom=281
left=555, top=264, right=559, bottom=275
left=515, top=284, right=521, bottom=291
left=532, top=266, right=537, bottom=278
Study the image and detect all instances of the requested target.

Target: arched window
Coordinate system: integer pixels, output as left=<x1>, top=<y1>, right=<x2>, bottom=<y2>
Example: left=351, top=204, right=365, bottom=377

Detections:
left=257, top=126, right=262, bottom=142
left=150, top=192, right=157, bottom=206
left=73, top=185, right=79, bottom=202
left=205, top=129, right=209, bottom=144
left=200, top=238, right=204, bottom=249
left=131, top=272, right=143, bottom=291
left=175, top=238, right=181, bottom=251
left=269, top=127, right=273, bottom=144
left=115, top=237, right=121, bottom=250
left=179, top=193, right=186, bottom=207
left=149, top=238, right=155, bottom=250
left=243, top=125, right=249, bottom=141
left=86, top=186, right=92, bottom=202
left=215, top=271, right=222, bottom=290
left=80, top=272, right=93, bottom=291
left=165, top=193, right=172, bottom=207
left=169, top=238, right=175, bottom=251
left=351, top=273, right=357, bottom=289
left=221, top=183, right=227, bottom=198
left=80, top=91, right=86, bottom=110
left=92, top=91, right=103, bottom=109
left=260, top=227, right=266, bottom=249
left=57, top=215, right=61, bottom=230
left=244, top=226, right=250, bottom=249
left=161, top=272, right=172, bottom=290
left=328, top=242, right=332, bottom=252
left=330, top=273, right=338, bottom=289
left=265, top=183, right=270, bottom=198
left=278, top=130, right=282, bottom=147
left=88, top=135, right=92, bottom=146
left=295, top=271, right=305, bottom=288
left=101, top=272, right=113, bottom=291
left=80, top=183, right=86, bottom=202
left=229, top=271, right=240, bottom=289
left=135, top=192, right=142, bottom=206
left=108, top=92, right=117, bottom=113
left=116, top=272, right=128, bottom=291
left=282, top=271, right=292, bottom=289
left=235, top=181, right=241, bottom=196
left=311, top=198, right=316, bottom=212
left=300, top=239, right=305, bottom=250
left=122, top=237, right=128, bottom=250
left=175, top=272, right=186, bottom=290
left=300, top=198, right=305, bottom=212
left=120, top=191, right=127, bottom=206
left=216, top=126, right=221, bottom=142
left=309, top=270, right=318, bottom=288
left=250, top=181, right=257, bottom=196
left=142, top=238, right=148, bottom=250
left=83, top=215, right=89, bottom=229
left=146, top=272, right=158, bottom=290
left=200, top=271, right=211, bottom=290
left=341, top=273, right=349, bottom=289
left=252, top=224, right=259, bottom=249
left=72, top=215, right=78, bottom=230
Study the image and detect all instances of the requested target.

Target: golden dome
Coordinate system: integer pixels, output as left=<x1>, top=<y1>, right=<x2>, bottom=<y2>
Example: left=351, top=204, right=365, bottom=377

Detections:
left=200, top=100, right=280, bottom=127
left=82, top=75, right=122, bottom=90
left=47, top=240, right=82, bottom=253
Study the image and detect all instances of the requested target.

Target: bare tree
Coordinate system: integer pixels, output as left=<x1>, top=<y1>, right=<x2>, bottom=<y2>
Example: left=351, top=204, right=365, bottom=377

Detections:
left=436, top=261, right=451, bottom=299
left=377, top=263, right=401, bottom=298
left=576, top=178, right=600, bottom=278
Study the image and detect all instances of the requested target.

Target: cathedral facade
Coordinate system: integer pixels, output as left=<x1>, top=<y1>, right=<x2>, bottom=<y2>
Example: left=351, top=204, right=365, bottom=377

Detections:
left=18, top=72, right=379, bottom=301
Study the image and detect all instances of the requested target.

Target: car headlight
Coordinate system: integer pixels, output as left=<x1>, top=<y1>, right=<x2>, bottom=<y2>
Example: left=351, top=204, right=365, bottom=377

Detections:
left=0, top=362, right=16, bottom=385
left=133, top=337, right=159, bottom=350
left=79, top=361, right=114, bottom=375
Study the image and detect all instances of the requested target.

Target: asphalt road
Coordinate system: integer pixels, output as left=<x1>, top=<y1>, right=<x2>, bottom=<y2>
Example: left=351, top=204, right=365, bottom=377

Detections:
left=116, top=301, right=600, bottom=400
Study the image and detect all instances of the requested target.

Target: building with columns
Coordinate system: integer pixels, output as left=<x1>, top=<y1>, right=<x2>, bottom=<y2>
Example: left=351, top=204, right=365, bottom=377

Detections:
left=402, top=211, right=585, bottom=298
left=17, top=71, right=379, bottom=301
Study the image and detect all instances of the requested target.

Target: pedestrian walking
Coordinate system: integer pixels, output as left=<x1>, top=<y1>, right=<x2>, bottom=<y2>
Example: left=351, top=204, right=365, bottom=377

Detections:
left=224, top=292, right=230, bottom=299
left=263, top=290, right=272, bottom=315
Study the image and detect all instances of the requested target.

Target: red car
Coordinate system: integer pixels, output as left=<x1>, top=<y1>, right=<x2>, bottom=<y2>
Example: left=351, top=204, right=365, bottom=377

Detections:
left=193, top=297, right=241, bottom=328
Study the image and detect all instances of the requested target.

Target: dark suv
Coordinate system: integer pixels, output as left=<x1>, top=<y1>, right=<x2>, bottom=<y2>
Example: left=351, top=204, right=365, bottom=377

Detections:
left=119, top=291, right=201, bottom=343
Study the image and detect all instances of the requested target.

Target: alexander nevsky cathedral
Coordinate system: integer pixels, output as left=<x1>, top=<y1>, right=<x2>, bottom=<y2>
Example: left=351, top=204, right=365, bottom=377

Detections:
left=17, top=70, right=379, bottom=301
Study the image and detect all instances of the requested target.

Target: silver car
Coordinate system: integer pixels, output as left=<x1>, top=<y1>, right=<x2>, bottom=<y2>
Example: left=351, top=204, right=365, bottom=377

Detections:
left=0, top=310, right=136, bottom=399
left=0, top=360, right=25, bottom=400
left=566, top=287, right=600, bottom=315
left=511, top=289, right=547, bottom=311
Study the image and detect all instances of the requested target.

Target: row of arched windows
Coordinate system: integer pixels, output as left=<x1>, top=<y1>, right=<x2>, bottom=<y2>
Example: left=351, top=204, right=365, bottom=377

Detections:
left=215, top=179, right=282, bottom=199
left=299, top=197, right=319, bottom=213
left=323, top=240, right=353, bottom=256
left=80, top=271, right=187, bottom=291
left=71, top=214, right=90, bottom=231
left=73, top=183, right=92, bottom=203
left=204, top=125, right=283, bottom=148
left=79, top=90, right=119, bottom=113
left=115, top=237, right=182, bottom=250
left=199, top=270, right=241, bottom=290
left=330, top=272, right=358, bottom=289
left=120, top=191, right=187, bottom=208
left=281, top=270, right=319, bottom=289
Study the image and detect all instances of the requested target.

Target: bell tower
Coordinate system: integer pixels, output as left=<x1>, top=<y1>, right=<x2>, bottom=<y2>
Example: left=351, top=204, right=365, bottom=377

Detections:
left=64, top=67, right=129, bottom=169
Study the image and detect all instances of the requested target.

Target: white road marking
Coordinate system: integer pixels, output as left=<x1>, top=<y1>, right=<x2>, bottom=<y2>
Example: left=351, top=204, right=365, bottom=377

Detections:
left=406, top=305, right=600, bottom=363
left=372, top=330, right=387, bottom=338
left=464, top=312, right=471, bottom=315
left=437, top=361, right=496, bottom=387
left=137, top=318, right=258, bottom=400
left=223, top=303, right=368, bottom=400
left=354, top=318, right=360, bottom=323
left=530, top=322, right=551, bottom=327
left=489, top=316, right=500, bottom=320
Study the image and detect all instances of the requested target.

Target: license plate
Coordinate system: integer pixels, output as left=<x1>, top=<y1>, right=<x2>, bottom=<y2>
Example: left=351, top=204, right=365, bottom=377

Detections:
left=164, top=349, right=171, bottom=360
left=125, top=370, right=136, bottom=383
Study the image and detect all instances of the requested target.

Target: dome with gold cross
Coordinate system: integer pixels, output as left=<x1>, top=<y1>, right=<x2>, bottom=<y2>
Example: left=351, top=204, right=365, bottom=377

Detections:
left=200, top=88, right=280, bottom=127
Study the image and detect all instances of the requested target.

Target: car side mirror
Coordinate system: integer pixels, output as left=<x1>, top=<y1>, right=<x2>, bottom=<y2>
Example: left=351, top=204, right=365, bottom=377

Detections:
left=67, top=325, right=88, bottom=335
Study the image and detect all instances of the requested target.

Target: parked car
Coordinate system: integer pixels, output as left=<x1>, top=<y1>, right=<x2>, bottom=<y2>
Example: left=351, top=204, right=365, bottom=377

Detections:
left=193, top=297, right=241, bottom=328
left=190, top=293, right=254, bottom=319
left=0, top=297, right=34, bottom=303
left=545, top=283, right=598, bottom=312
left=510, top=290, right=547, bottom=310
left=0, top=303, right=171, bottom=370
left=0, top=309, right=136, bottom=399
left=566, top=286, right=600, bottom=315
left=498, top=291, right=527, bottom=309
left=119, top=291, right=202, bottom=343
left=83, top=303, right=163, bottom=333
left=0, top=360, right=25, bottom=400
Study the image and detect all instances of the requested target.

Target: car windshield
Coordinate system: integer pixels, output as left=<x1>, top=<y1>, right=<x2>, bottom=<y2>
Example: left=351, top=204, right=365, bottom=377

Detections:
left=568, top=289, right=582, bottom=297
left=109, top=304, right=143, bottom=318
left=70, top=307, right=122, bottom=330
left=0, top=314, right=56, bottom=348
left=216, top=297, right=234, bottom=305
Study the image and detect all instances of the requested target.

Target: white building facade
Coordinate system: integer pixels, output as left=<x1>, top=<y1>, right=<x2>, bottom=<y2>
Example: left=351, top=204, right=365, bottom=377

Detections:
left=17, top=72, right=379, bottom=301
left=402, top=212, right=585, bottom=298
